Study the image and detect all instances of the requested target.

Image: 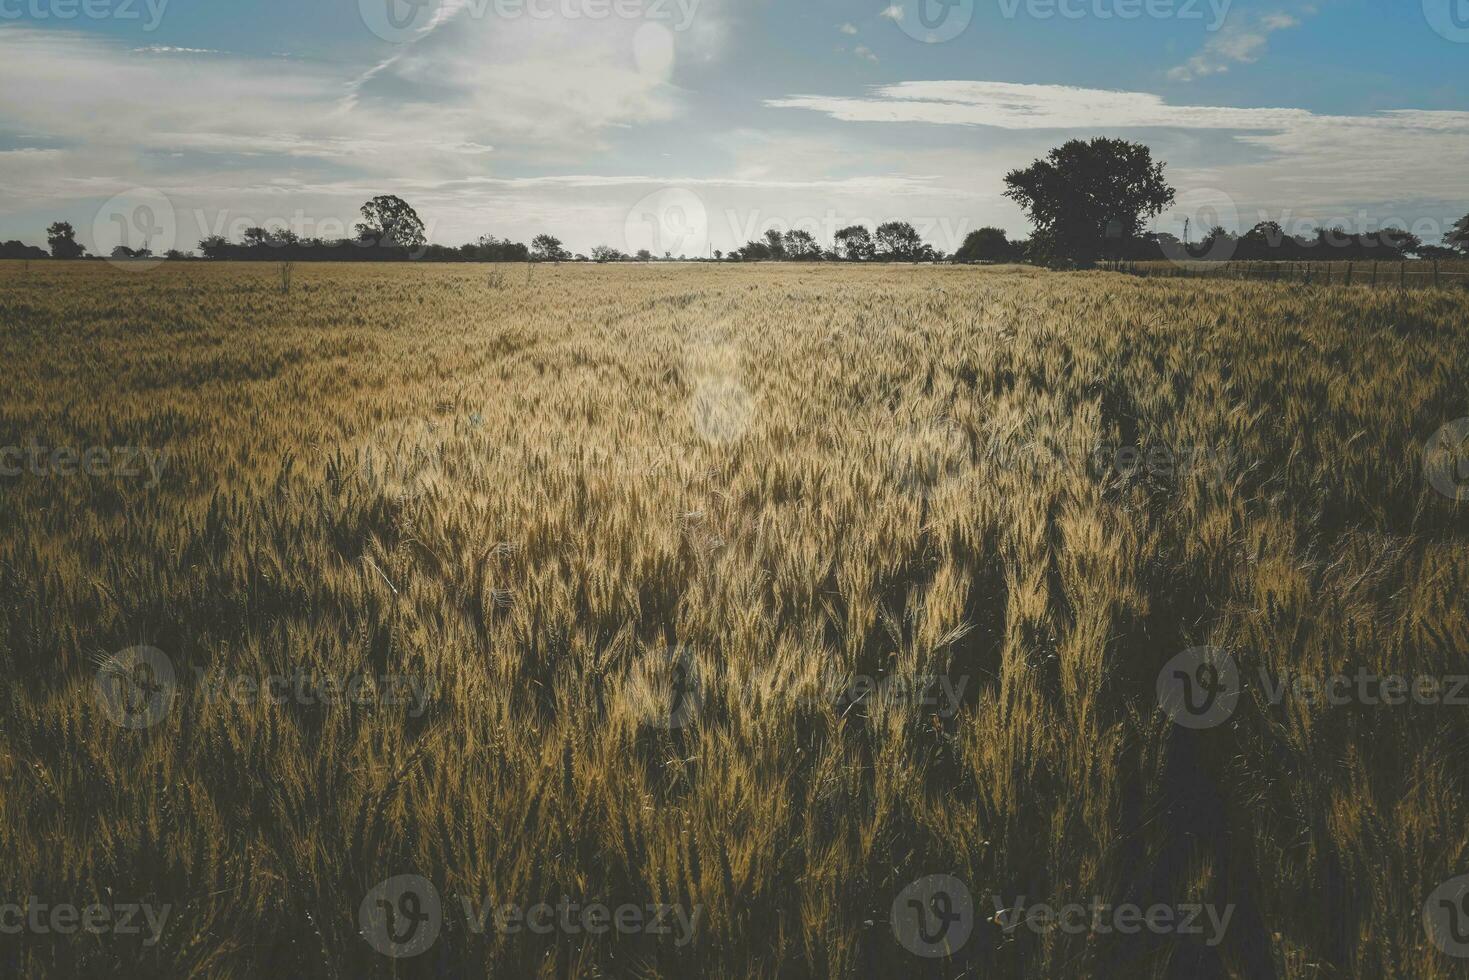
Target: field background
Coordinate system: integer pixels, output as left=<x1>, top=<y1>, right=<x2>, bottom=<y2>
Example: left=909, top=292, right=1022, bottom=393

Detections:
left=2, top=260, right=1468, bottom=977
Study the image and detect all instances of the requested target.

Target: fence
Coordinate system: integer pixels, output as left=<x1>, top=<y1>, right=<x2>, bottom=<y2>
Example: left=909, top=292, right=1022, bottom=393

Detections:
left=1110, top=260, right=1469, bottom=290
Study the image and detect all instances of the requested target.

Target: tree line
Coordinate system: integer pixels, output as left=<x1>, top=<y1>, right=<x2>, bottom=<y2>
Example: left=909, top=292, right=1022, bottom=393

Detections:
left=7, top=148, right=1468, bottom=266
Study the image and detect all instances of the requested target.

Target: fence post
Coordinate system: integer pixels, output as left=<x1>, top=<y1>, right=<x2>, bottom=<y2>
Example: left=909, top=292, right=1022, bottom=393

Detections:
left=1345, top=262, right=1353, bottom=286
left=1371, top=261, right=1378, bottom=288
left=1401, top=262, right=1406, bottom=290
left=1434, top=260, right=1441, bottom=288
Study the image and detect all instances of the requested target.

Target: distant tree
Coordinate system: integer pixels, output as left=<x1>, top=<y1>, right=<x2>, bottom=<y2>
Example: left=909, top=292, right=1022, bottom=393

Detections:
left=1417, top=243, right=1461, bottom=261
left=1199, top=225, right=1237, bottom=258
left=762, top=229, right=787, bottom=260
left=955, top=227, right=1012, bottom=263
left=164, top=249, right=190, bottom=260
left=713, top=249, right=723, bottom=261
left=471, top=234, right=529, bottom=262
left=46, top=221, right=84, bottom=259
left=243, top=227, right=271, bottom=248
left=737, top=240, right=772, bottom=261
left=635, top=248, right=653, bottom=262
left=356, top=195, right=427, bottom=249
left=1, top=240, right=48, bottom=260
left=1004, top=138, right=1174, bottom=266
left=198, top=235, right=230, bottom=259
left=783, top=229, right=821, bottom=260
left=875, top=221, right=923, bottom=260
left=531, top=234, right=568, bottom=262
left=591, top=245, right=625, bottom=263
left=1446, top=214, right=1469, bottom=256
left=834, top=225, right=874, bottom=261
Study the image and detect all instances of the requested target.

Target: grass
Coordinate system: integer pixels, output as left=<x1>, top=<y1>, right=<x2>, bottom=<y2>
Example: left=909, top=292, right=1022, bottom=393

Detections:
left=1, top=259, right=1467, bottom=977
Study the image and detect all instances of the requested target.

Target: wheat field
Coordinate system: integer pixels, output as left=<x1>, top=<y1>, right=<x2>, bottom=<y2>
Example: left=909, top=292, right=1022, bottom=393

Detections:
left=1, top=259, right=1467, bottom=978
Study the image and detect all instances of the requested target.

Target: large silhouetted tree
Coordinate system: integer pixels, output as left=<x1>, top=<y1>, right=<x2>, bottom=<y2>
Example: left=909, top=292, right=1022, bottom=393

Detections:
left=1449, top=214, right=1469, bottom=256
left=955, top=227, right=1013, bottom=263
left=835, top=225, right=874, bottom=261
left=875, top=221, right=923, bottom=260
left=46, top=221, right=84, bottom=259
left=356, top=195, right=427, bottom=249
left=1004, top=138, right=1174, bottom=266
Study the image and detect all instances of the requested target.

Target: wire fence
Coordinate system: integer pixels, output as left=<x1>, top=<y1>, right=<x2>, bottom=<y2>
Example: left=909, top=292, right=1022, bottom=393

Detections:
left=1110, top=259, right=1469, bottom=290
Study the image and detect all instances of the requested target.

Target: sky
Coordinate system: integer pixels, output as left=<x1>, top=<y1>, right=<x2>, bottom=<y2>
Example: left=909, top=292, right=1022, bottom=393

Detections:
left=0, top=0, right=1466, bottom=256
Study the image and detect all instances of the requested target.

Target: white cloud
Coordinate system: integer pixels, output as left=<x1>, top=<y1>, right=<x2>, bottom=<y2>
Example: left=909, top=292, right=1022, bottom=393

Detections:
left=840, top=22, right=859, bottom=35
left=855, top=45, right=879, bottom=63
left=767, top=80, right=1469, bottom=212
left=880, top=5, right=903, bottom=21
left=1167, top=9, right=1305, bottom=82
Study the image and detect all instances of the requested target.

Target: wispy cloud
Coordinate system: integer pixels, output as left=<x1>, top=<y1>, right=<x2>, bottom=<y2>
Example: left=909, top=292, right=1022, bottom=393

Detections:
left=767, top=80, right=1469, bottom=207
left=1167, top=8, right=1309, bottom=82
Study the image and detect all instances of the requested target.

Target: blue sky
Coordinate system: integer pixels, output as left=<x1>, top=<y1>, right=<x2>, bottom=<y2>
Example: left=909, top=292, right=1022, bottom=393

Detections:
left=1, top=0, right=1465, bottom=255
